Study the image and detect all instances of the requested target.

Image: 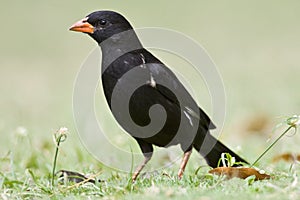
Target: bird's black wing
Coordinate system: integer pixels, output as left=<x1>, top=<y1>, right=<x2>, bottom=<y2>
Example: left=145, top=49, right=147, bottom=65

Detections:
left=102, top=48, right=215, bottom=149
left=140, top=49, right=216, bottom=130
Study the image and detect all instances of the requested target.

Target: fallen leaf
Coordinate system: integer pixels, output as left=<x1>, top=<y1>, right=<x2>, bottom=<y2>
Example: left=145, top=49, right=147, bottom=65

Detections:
left=245, top=115, right=270, bottom=133
left=272, top=153, right=300, bottom=163
left=209, top=167, right=270, bottom=180
left=56, top=170, right=102, bottom=184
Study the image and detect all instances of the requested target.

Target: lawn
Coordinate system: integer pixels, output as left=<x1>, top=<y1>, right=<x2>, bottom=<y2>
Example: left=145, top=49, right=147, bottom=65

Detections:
left=1, top=1, right=300, bottom=199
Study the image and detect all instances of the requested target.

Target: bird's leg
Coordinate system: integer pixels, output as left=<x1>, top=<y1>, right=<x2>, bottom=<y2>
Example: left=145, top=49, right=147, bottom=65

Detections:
left=132, top=139, right=153, bottom=181
left=177, top=149, right=192, bottom=179
left=132, top=152, right=152, bottom=181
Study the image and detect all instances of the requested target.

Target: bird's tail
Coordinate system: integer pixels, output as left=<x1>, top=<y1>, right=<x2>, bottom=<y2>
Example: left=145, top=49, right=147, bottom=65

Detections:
left=193, top=134, right=248, bottom=168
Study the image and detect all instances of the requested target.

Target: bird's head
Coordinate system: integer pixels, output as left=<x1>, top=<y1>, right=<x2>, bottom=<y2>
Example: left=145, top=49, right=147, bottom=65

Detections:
left=69, top=10, right=133, bottom=44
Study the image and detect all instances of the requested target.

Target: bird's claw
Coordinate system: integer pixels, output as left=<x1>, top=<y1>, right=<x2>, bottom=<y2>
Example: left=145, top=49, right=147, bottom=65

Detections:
left=177, top=169, right=184, bottom=179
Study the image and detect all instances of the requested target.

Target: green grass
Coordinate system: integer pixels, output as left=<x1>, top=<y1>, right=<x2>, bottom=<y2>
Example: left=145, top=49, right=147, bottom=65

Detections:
left=0, top=153, right=299, bottom=200
left=1, top=124, right=300, bottom=199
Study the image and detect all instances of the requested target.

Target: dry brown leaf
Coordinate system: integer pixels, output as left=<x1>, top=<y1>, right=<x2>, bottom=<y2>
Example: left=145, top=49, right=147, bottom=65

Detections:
left=209, top=167, right=270, bottom=180
left=245, top=115, right=270, bottom=133
left=272, top=153, right=300, bottom=163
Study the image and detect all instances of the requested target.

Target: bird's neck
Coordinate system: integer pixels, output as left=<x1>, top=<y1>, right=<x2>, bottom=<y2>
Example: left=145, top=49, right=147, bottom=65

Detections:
left=99, top=30, right=143, bottom=71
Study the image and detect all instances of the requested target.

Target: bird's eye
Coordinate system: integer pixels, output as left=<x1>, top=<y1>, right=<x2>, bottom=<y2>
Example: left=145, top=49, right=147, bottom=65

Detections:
left=99, top=19, right=107, bottom=26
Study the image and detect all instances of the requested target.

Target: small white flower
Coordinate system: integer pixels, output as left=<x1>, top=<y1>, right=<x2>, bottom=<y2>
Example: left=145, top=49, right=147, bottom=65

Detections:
left=53, top=127, right=69, bottom=145
left=58, top=127, right=68, bottom=135
left=16, top=126, right=28, bottom=137
left=287, top=115, right=300, bottom=128
left=259, top=169, right=266, bottom=174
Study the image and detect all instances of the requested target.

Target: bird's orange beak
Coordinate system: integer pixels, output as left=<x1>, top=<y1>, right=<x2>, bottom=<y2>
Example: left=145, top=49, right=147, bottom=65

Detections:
left=69, top=17, right=94, bottom=34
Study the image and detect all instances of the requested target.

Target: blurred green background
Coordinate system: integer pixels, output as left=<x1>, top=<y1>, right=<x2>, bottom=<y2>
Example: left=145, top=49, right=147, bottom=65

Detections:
left=1, top=0, right=299, bottom=173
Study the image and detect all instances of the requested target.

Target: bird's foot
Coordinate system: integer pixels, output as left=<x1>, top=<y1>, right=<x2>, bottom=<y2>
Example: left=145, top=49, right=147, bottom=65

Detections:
left=132, top=172, right=139, bottom=182
left=177, top=169, right=184, bottom=179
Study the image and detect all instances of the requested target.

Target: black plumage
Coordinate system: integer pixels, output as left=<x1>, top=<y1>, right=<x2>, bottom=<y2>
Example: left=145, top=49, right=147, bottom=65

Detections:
left=70, top=10, right=248, bottom=180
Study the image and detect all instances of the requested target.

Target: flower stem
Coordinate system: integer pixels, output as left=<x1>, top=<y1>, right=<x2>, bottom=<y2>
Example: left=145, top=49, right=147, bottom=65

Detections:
left=251, top=126, right=293, bottom=167
left=52, top=135, right=62, bottom=187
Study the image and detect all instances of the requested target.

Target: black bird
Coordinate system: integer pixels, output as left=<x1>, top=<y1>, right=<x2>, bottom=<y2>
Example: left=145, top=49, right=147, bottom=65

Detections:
left=70, top=10, right=248, bottom=181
